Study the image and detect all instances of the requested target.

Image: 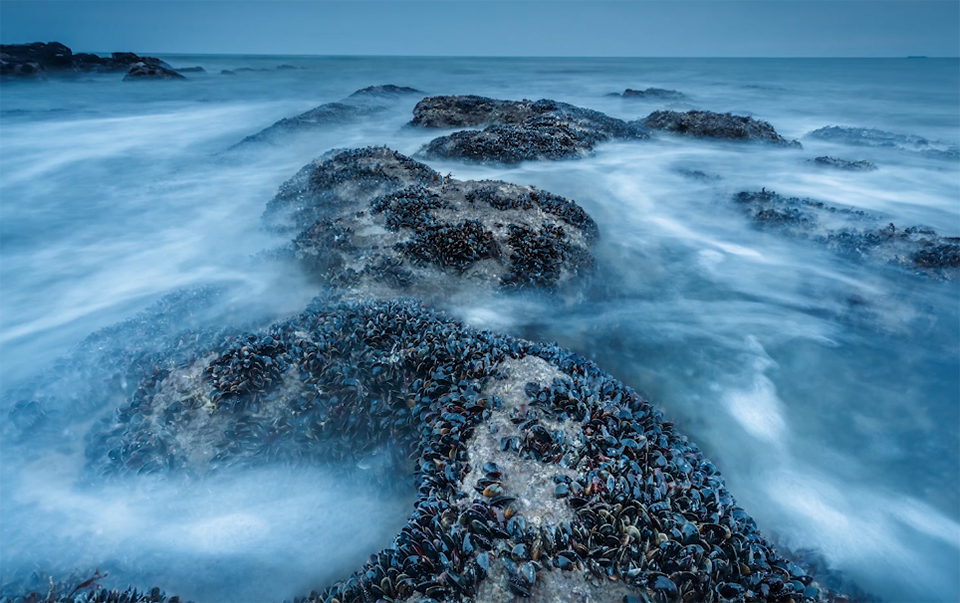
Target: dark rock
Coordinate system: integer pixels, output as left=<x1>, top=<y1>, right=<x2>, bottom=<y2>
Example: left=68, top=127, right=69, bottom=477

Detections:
left=620, top=87, right=686, bottom=100
left=807, top=125, right=959, bottom=160
left=235, top=67, right=269, bottom=72
left=231, top=85, right=423, bottom=148
left=263, top=147, right=597, bottom=297
left=221, top=69, right=236, bottom=75
left=734, top=189, right=959, bottom=275
left=123, top=62, right=186, bottom=80
left=176, top=66, right=206, bottom=73
left=810, top=156, right=877, bottom=171
left=276, top=64, right=298, bottom=70
left=1, top=41, right=173, bottom=77
left=411, top=96, right=648, bottom=163
left=644, top=110, right=801, bottom=147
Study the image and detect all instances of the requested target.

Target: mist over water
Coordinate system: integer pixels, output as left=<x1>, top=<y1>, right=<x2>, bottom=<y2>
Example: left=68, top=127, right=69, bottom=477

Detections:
left=1, top=57, right=957, bottom=602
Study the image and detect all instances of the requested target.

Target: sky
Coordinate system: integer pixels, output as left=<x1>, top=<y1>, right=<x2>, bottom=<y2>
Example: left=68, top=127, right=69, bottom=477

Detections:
left=0, top=1, right=958, bottom=58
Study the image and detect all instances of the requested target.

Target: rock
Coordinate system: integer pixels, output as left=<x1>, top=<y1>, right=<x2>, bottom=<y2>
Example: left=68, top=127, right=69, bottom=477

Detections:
left=734, top=189, right=959, bottom=275
left=644, top=109, right=801, bottom=147
left=0, top=41, right=174, bottom=77
left=79, top=296, right=843, bottom=603
left=123, top=61, right=186, bottom=80
left=221, top=69, right=237, bottom=75
left=619, top=87, right=686, bottom=100
left=411, top=96, right=648, bottom=163
left=807, top=125, right=959, bottom=160
left=176, top=65, right=206, bottom=73
left=276, top=64, right=299, bottom=70
left=263, top=147, right=597, bottom=297
left=810, top=156, right=877, bottom=171
left=230, top=84, right=423, bottom=148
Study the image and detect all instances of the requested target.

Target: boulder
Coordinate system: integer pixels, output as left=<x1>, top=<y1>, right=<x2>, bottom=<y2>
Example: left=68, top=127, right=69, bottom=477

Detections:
left=176, top=66, right=206, bottom=73
left=411, top=96, right=648, bottom=163
left=619, top=87, right=686, bottom=100
left=123, top=61, right=186, bottom=80
left=231, top=85, right=423, bottom=148
left=263, top=147, right=598, bottom=297
left=644, top=110, right=801, bottom=147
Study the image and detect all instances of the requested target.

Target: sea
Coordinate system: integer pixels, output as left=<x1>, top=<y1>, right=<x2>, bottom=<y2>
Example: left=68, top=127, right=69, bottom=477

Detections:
left=1, top=56, right=957, bottom=602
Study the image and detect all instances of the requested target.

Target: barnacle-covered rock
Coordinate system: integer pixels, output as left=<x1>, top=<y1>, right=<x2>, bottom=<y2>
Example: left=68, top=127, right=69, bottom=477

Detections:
left=231, top=85, right=423, bottom=148
left=84, top=298, right=845, bottom=603
left=644, top=110, right=801, bottom=147
left=411, top=96, right=648, bottom=163
left=734, top=189, right=959, bottom=275
left=263, top=147, right=598, bottom=297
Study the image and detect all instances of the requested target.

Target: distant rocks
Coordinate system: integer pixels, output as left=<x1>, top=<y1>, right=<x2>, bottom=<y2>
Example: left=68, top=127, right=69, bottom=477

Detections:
left=808, top=125, right=959, bottom=160
left=176, top=66, right=206, bottom=73
left=411, top=95, right=648, bottom=163
left=123, top=61, right=185, bottom=81
left=231, top=84, right=423, bottom=148
left=0, top=41, right=177, bottom=78
left=221, top=69, right=237, bottom=75
left=644, top=110, right=801, bottom=147
left=734, top=189, right=959, bottom=275
left=810, top=156, right=877, bottom=171
left=263, top=146, right=597, bottom=297
left=611, top=87, right=686, bottom=100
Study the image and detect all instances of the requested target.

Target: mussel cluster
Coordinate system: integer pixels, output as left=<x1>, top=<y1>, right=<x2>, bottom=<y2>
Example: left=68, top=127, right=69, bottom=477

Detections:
left=642, top=111, right=801, bottom=147
left=734, top=189, right=960, bottom=275
left=263, top=147, right=599, bottom=297
left=83, top=298, right=841, bottom=603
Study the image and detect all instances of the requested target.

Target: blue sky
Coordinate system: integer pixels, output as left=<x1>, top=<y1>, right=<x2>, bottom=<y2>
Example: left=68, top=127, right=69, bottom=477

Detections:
left=1, top=1, right=958, bottom=57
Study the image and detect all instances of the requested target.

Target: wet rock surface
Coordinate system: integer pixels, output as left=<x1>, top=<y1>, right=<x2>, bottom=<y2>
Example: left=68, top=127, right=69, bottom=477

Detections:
left=0, top=42, right=175, bottom=77
left=263, top=147, right=597, bottom=297
left=808, top=125, right=960, bottom=160
left=123, top=62, right=185, bottom=81
left=231, top=85, right=423, bottom=148
left=79, top=298, right=842, bottom=603
left=809, top=156, right=877, bottom=171
left=616, top=88, right=686, bottom=100
left=644, top=110, right=801, bottom=147
left=734, top=189, right=960, bottom=275
left=411, top=96, right=648, bottom=163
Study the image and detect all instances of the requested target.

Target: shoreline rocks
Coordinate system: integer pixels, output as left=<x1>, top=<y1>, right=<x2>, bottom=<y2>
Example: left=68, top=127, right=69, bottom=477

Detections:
left=0, top=42, right=177, bottom=78
left=644, top=110, right=801, bottom=147
left=734, top=189, right=959, bottom=275
left=809, top=156, right=877, bottom=171
left=230, top=85, right=423, bottom=148
left=808, top=125, right=960, bottom=160
left=411, top=96, right=648, bottom=163
left=264, top=147, right=598, bottom=298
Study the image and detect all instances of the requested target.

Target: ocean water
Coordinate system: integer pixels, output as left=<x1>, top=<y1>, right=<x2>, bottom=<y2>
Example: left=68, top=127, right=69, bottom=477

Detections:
left=0, top=57, right=957, bottom=602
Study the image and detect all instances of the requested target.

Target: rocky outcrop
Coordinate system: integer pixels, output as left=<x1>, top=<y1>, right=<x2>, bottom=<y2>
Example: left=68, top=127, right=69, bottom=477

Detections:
left=810, top=156, right=877, bottom=171
left=176, top=66, right=205, bottom=73
left=614, top=87, right=686, bottom=100
left=411, top=96, right=648, bottom=163
left=123, top=62, right=185, bottom=80
left=644, top=110, right=801, bottom=147
left=82, top=297, right=840, bottom=603
left=230, top=85, right=423, bottom=148
left=734, top=189, right=959, bottom=275
left=0, top=42, right=176, bottom=77
left=263, top=147, right=597, bottom=297
left=807, top=125, right=959, bottom=161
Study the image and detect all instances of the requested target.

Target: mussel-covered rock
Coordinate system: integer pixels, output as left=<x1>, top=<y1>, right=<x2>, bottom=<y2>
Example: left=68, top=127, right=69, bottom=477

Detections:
left=411, top=96, right=648, bottom=163
left=734, top=189, right=959, bottom=275
left=263, top=146, right=598, bottom=297
left=231, top=85, right=423, bottom=148
left=82, top=298, right=842, bottom=603
left=643, top=110, right=801, bottom=147
left=809, top=156, right=877, bottom=171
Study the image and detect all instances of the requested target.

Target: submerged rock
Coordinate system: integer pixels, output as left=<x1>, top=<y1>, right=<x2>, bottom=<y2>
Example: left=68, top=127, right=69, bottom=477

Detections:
left=83, top=297, right=841, bottom=603
left=808, top=125, right=960, bottom=160
left=263, top=147, right=597, bottom=296
left=231, top=84, right=423, bottom=148
left=810, top=156, right=877, bottom=171
left=0, top=42, right=175, bottom=77
left=734, top=189, right=959, bottom=275
left=411, top=96, right=648, bottom=163
left=123, top=61, right=186, bottom=80
left=618, top=87, right=686, bottom=100
left=176, top=66, right=205, bottom=73
left=644, top=110, right=801, bottom=147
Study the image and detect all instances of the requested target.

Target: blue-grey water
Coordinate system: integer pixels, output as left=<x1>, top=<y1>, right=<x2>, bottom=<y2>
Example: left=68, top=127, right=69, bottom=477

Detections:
left=1, top=57, right=957, bottom=602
